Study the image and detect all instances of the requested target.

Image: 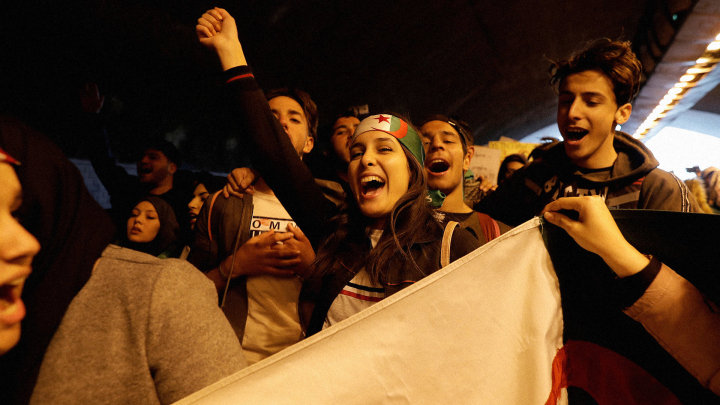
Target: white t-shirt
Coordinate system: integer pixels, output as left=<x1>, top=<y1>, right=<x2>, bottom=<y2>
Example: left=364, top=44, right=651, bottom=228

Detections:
left=323, top=229, right=386, bottom=329
left=242, top=191, right=302, bottom=365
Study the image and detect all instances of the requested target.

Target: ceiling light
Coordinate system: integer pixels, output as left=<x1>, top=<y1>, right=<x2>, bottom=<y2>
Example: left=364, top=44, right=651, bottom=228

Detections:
left=632, top=34, right=720, bottom=138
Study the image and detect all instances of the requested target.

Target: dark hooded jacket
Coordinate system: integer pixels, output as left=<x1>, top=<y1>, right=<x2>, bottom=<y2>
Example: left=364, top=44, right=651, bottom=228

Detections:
left=475, top=131, right=702, bottom=226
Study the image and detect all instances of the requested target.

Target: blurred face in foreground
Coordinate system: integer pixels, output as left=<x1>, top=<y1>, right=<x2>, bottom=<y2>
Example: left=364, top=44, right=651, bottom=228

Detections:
left=0, top=162, right=40, bottom=355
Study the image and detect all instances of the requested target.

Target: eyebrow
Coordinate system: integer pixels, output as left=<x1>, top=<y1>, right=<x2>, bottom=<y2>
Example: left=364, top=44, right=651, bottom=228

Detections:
left=422, top=130, right=460, bottom=138
left=134, top=208, right=158, bottom=214
left=559, top=90, right=607, bottom=99
left=271, top=108, right=304, bottom=118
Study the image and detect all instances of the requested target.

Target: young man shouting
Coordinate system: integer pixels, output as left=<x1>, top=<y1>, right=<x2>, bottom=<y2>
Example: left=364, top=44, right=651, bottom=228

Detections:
left=475, top=39, right=701, bottom=226
left=420, top=115, right=505, bottom=243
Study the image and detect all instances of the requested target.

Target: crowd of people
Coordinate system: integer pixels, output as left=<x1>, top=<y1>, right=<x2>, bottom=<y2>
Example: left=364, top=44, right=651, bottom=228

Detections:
left=0, top=6, right=717, bottom=404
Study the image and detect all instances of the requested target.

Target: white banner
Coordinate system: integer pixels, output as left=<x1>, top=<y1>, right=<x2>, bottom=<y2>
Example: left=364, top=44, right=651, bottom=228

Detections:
left=176, top=218, right=563, bottom=405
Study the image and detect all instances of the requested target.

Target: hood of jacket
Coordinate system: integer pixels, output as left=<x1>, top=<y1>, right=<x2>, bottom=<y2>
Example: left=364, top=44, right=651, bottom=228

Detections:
left=543, top=131, right=659, bottom=188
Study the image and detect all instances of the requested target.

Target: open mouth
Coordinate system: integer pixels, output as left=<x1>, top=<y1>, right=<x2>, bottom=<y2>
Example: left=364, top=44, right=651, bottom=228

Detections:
left=360, top=175, right=386, bottom=197
left=427, top=159, right=450, bottom=174
left=0, top=277, right=26, bottom=324
left=565, top=128, right=589, bottom=141
left=137, top=167, right=152, bottom=175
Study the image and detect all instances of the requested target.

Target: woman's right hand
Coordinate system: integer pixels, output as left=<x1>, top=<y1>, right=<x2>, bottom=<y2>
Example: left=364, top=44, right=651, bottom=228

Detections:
left=196, top=7, right=247, bottom=70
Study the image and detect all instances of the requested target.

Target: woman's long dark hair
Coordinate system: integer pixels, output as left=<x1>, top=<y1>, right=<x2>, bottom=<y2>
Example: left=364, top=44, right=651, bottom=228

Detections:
left=313, top=146, right=438, bottom=285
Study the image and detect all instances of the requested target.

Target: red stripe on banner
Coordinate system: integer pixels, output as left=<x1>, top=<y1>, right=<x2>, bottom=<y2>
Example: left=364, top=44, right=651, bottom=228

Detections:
left=226, top=73, right=254, bottom=83
left=545, top=340, right=682, bottom=405
left=340, top=290, right=383, bottom=302
left=546, top=343, right=568, bottom=405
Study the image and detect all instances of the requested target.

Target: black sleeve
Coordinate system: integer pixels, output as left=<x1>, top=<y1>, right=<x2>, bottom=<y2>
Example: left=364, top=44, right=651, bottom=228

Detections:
left=222, top=66, right=334, bottom=249
left=615, top=256, right=662, bottom=309
left=474, top=166, right=545, bottom=226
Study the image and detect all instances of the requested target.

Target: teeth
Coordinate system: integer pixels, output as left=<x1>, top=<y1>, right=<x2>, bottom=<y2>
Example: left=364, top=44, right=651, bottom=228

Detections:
left=361, top=175, right=384, bottom=185
left=1, top=277, right=25, bottom=289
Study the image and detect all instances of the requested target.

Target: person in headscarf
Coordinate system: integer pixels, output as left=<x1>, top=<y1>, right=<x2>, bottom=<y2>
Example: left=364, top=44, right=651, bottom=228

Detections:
left=0, top=146, right=40, bottom=357
left=121, top=196, right=181, bottom=258
left=0, top=115, right=116, bottom=405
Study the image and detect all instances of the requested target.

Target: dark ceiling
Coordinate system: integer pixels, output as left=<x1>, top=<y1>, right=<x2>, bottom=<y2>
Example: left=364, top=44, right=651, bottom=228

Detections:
left=1, top=0, right=696, bottom=172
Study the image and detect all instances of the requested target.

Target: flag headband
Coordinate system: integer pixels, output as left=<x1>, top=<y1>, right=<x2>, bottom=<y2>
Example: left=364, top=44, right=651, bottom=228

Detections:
left=352, top=114, right=445, bottom=207
left=352, top=114, right=425, bottom=166
left=0, top=147, right=20, bottom=165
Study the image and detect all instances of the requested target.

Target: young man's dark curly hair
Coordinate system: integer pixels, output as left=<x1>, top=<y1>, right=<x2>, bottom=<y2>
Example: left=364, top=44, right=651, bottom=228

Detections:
left=549, top=39, right=642, bottom=106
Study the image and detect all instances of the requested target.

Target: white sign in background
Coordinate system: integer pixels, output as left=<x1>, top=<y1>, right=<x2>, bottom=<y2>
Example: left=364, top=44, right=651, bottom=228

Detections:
left=468, top=146, right=502, bottom=184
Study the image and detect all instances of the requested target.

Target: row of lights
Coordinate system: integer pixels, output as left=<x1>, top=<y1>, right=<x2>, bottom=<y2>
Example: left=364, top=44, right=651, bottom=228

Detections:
left=633, top=33, right=720, bottom=139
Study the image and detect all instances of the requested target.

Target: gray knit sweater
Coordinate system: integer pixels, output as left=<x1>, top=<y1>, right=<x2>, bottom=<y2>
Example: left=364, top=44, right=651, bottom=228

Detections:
left=30, top=245, right=246, bottom=405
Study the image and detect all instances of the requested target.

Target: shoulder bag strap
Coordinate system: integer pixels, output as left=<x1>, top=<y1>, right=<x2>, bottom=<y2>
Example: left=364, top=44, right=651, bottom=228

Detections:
left=206, top=191, right=222, bottom=243
left=441, top=220, right=460, bottom=268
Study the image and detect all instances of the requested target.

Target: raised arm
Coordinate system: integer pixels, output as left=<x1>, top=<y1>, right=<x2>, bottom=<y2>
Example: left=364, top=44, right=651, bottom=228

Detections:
left=196, top=8, right=333, bottom=248
left=196, top=8, right=246, bottom=71
left=79, top=83, right=136, bottom=200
